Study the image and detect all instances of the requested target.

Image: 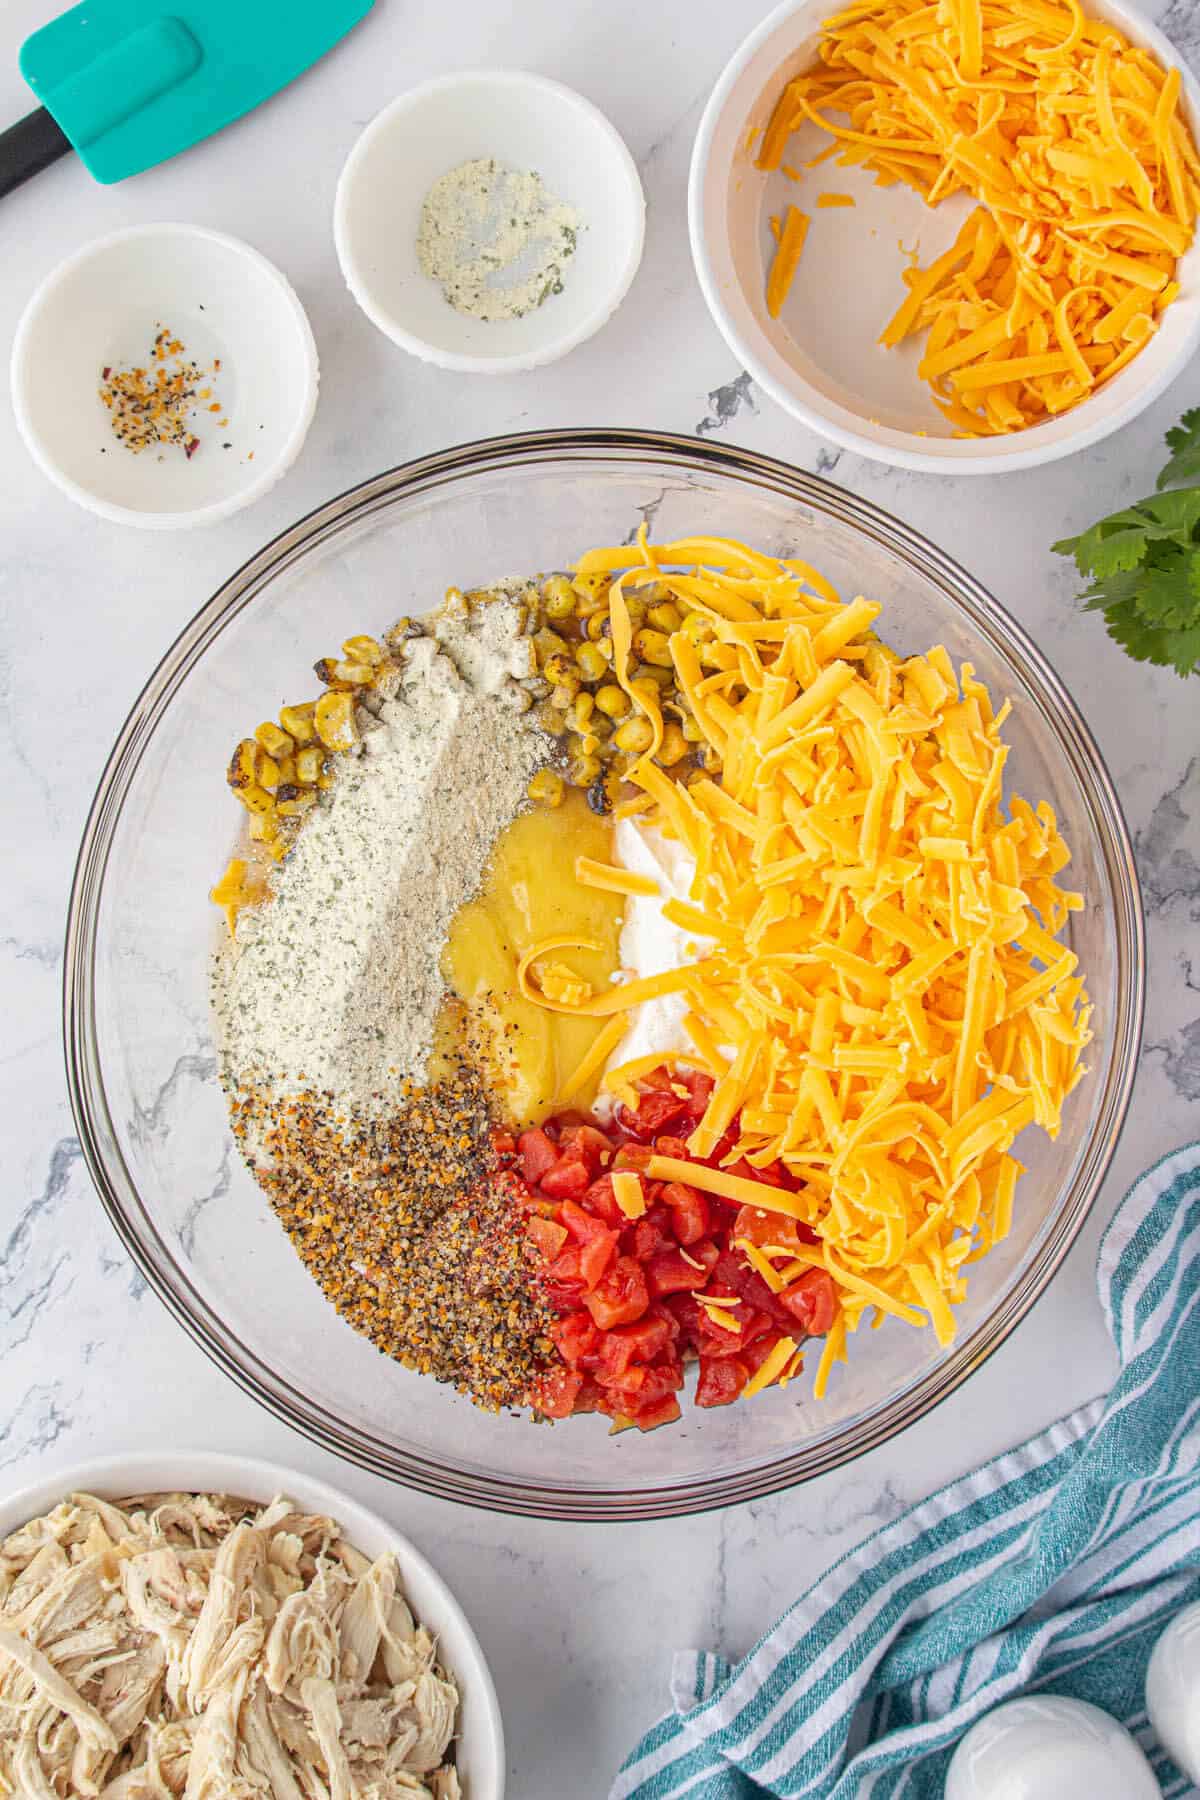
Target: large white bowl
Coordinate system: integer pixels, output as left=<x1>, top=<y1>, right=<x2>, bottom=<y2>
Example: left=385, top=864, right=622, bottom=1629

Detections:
left=0, top=1452, right=505, bottom=1798
left=689, top=0, right=1200, bottom=474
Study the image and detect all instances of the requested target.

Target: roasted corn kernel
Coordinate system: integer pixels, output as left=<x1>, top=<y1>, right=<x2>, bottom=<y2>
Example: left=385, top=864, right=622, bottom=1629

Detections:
left=571, top=692, right=595, bottom=732
left=575, top=642, right=608, bottom=683
left=276, top=790, right=318, bottom=818
left=227, top=739, right=257, bottom=792
left=632, top=628, right=674, bottom=668
left=528, top=767, right=566, bottom=807
left=543, top=654, right=580, bottom=695
left=568, top=751, right=602, bottom=788
left=234, top=782, right=275, bottom=817
left=614, top=717, right=654, bottom=753
left=295, top=746, right=325, bottom=785
left=279, top=702, right=316, bottom=744
left=647, top=601, right=683, bottom=634
left=255, top=721, right=294, bottom=760
left=541, top=576, right=576, bottom=620
left=315, top=690, right=359, bottom=752
left=658, top=723, right=689, bottom=766
left=534, top=628, right=569, bottom=666
left=342, top=634, right=384, bottom=666
left=594, top=683, right=630, bottom=720
left=254, top=749, right=282, bottom=791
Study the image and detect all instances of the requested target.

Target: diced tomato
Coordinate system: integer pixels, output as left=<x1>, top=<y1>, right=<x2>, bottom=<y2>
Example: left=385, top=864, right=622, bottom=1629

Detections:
left=560, top=1123, right=614, bottom=1169
left=638, top=1065, right=677, bottom=1092
left=653, top=1134, right=693, bottom=1163
left=646, top=1246, right=716, bottom=1296
left=582, top=1174, right=625, bottom=1227
left=630, top=1393, right=682, bottom=1430
left=560, top=1198, right=610, bottom=1245
left=621, top=1089, right=690, bottom=1141
left=518, top=1126, right=558, bottom=1185
left=603, top=1356, right=683, bottom=1411
left=531, top=1073, right=838, bottom=1426
left=778, top=1270, right=836, bottom=1336
left=584, top=1256, right=649, bottom=1329
left=680, top=1069, right=715, bottom=1117
left=538, top=1150, right=592, bottom=1199
left=709, top=1249, right=767, bottom=1304
left=551, top=1311, right=601, bottom=1368
left=628, top=1210, right=675, bottom=1260
left=526, top=1216, right=568, bottom=1261
left=492, top=1129, right=517, bottom=1157
left=733, top=1205, right=793, bottom=1248
left=695, top=1356, right=749, bottom=1407
left=546, top=1244, right=582, bottom=1284
left=579, top=1230, right=618, bottom=1291
left=541, top=1243, right=585, bottom=1308
left=661, top=1181, right=710, bottom=1246
left=535, top=1367, right=583, bottom=1418
left=595, top=1314, right=674, bottom=1379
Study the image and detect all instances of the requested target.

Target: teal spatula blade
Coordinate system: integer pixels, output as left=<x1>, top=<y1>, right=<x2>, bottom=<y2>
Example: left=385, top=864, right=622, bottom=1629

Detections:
left=18, top=0, right=374, bottom=185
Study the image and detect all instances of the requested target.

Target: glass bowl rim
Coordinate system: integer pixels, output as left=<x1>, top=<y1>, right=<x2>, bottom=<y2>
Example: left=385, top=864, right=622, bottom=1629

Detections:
left=63, top=427, right=1145, bottom=1520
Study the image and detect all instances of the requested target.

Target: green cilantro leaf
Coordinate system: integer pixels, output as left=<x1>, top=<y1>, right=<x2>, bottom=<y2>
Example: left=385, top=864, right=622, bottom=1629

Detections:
left=1052, top=409, right=1200, bottom=678
left=1159, top=407, right=1200, bottom=490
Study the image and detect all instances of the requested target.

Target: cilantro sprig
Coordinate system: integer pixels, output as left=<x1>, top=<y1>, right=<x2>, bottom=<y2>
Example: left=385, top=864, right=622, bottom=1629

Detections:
left=1052, top=409, right=1200, bottom=678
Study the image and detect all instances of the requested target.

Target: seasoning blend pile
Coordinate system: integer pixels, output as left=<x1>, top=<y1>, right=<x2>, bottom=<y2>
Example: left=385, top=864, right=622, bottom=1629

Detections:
left=99, top=325, right=226, bottom=461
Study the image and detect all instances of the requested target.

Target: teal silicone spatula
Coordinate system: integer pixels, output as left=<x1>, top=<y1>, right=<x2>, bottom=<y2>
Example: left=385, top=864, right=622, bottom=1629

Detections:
left=0, top=0, right=373, bottom=198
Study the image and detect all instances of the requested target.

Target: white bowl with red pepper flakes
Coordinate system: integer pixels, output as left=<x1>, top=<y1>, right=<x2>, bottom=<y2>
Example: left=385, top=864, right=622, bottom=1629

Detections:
left=11, top=223, right=319, bottom=529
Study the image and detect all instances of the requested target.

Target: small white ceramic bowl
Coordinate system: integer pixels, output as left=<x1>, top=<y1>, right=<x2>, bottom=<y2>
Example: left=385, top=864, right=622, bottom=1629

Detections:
left=0, top=1452, right=504, bottom=1797
left=690, top=0, right=1200, bottom=475
left=11, top=224, right=319, bottom=529
left=334, top=70, right=645, bottom=372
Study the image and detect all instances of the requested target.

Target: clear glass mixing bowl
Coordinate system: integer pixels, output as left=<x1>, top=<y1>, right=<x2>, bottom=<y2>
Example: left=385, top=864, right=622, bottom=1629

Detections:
left=64, top=431, right=1143, bottom=1519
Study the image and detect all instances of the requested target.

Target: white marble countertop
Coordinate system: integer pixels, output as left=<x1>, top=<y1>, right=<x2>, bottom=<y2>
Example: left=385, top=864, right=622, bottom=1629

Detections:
left=2, top=1, right=1199, bottom=1794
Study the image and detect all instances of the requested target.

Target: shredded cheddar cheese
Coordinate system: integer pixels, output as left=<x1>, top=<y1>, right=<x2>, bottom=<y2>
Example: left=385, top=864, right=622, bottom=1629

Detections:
left=744, top=1334, right=800, bottom=1396
left=758, top=0, right=1200, bottom=433
left=612, top=1171, right=647, bottom=1220
left=574, top=856, right=661, bottom=898
left=555, top=1012, right=631, bottom=1106
left=529, top=537, right=1092, bottom=1374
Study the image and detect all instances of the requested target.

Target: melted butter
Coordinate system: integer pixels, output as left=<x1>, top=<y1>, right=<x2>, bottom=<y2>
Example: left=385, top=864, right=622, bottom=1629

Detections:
left=437, top=790, right=624, bottom=1125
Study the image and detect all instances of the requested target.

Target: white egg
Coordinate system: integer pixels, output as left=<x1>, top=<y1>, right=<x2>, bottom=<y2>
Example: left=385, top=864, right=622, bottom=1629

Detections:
left=944, top=1695, right=1160, bottom=1800
left=1146, top=1600, right=1200, bottom=1783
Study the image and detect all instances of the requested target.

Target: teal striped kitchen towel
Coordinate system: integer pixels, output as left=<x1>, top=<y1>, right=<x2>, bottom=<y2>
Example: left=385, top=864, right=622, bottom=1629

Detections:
left=613, top=1142, right=1200, bottom=1800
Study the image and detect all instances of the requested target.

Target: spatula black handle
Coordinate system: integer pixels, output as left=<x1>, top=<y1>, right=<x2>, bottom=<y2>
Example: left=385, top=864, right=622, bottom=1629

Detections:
left=0, top=108, right=71, bottom=200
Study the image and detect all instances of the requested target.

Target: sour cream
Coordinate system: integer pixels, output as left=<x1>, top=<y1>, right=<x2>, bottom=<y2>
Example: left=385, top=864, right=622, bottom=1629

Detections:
left=604, top=819, right=705, bottom=1077
left=944, top=1696, right=1159, bottom=1800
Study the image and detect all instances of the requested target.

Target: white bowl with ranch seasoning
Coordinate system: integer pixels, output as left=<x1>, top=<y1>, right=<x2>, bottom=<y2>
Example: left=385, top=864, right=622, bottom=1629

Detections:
left=334, top=70, right=645, bottom=372
left=0, top=1451, right=505, bottom=1797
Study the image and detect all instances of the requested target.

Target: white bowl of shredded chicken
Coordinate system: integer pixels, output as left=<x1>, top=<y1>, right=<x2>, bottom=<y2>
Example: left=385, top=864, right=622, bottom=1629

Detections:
left=0, top=1453, right=503, bottom=1799
left=690, top=0, right=1200, bottom=473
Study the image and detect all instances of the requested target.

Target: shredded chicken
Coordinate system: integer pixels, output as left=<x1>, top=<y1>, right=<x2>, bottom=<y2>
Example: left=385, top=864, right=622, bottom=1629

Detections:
left=0, top=1493, right=462, bottom=1799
